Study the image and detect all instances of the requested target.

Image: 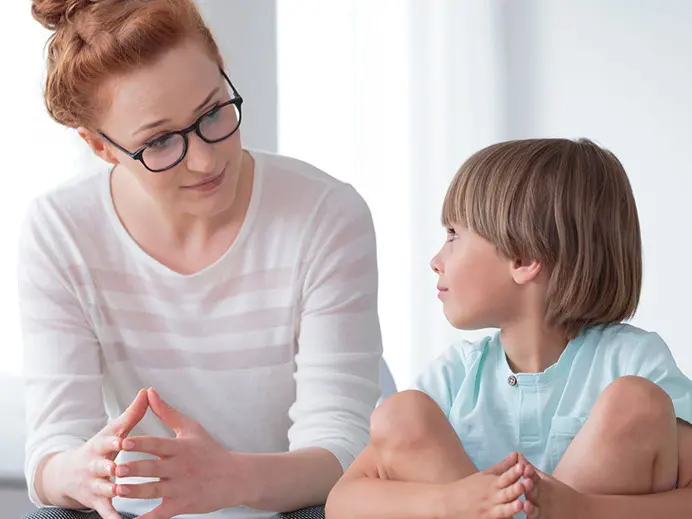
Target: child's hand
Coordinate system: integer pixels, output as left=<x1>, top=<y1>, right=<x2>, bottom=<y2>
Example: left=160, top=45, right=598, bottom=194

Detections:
left=518, top=455, right=589, bottom=519
left=448, top=452, right=530, bottom=519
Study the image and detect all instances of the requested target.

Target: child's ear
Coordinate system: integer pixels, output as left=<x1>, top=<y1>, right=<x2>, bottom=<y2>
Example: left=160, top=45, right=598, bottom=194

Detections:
left=510, top=257, right=542, bottom=285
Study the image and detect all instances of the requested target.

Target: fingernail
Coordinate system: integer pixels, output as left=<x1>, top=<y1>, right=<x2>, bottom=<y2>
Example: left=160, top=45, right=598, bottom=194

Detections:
left=116, top=466, right=129, bottom=477
left=113, top=439, right=120, bottom=449
left=118, top=485, right=131, bottom=496
left=123, top=439, right=135, bottom=450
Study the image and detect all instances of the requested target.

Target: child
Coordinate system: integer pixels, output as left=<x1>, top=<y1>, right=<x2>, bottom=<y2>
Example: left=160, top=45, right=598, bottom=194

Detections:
left=325, top=138, right=692, bottom=519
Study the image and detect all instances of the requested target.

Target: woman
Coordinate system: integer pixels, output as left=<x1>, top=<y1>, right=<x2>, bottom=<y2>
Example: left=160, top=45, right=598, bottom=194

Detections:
left=20, top=1, right=382, bottom=518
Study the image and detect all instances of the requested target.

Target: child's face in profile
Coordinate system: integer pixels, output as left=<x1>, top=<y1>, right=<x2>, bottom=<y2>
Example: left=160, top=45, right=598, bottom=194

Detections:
left=430, top=224, right=518, bottom=330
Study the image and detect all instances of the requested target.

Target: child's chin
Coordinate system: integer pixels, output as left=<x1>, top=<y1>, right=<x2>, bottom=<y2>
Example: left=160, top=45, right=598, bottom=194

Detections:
left=446, top=313, right=483, bottom=331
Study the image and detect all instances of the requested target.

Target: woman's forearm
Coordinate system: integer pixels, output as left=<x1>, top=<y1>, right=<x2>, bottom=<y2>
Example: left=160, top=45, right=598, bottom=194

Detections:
left=231, top=447, right=344, bottom=512
left=325, top=477, right=451, bottom=519
left=35, top=451, right=83, bottom=509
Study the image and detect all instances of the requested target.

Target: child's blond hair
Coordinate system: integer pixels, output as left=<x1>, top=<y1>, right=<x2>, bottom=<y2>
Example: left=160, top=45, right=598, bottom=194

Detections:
left=442, top=138, right=642, bottom=338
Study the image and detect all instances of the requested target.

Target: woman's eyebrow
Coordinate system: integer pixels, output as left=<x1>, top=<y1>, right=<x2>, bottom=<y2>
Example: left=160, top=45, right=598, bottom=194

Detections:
left=131, top=86, right=221, bottom=137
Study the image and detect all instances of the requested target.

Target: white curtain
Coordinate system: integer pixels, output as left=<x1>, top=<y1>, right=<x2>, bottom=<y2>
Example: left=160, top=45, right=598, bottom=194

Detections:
left=277, top=0, right=506, bottom=387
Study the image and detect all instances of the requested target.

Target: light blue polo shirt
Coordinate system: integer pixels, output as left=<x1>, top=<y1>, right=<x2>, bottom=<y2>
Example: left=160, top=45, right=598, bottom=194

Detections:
left=414, top=323, right=692, bottom=475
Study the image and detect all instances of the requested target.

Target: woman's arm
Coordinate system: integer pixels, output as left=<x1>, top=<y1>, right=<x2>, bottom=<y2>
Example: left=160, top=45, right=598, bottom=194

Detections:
left=19, top=200, right=108, bottom=507
left=256, top=184, right=382, bottom=510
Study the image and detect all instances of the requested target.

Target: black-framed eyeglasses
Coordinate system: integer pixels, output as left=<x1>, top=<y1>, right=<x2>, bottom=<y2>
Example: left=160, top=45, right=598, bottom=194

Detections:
left=99, top=70, right=243, bottom=173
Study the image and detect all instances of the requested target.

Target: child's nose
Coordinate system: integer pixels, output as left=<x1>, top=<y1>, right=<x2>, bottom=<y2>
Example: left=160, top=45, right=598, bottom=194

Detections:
left=430, top=253, right=443, bottom=274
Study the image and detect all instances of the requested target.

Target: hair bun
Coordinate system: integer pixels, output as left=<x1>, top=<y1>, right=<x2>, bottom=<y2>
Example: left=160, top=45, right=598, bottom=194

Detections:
left=32, top=0, right=94, bottom=31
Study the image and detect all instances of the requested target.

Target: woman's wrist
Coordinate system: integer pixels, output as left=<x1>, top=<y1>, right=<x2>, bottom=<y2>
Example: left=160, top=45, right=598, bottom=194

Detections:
left=37, top=451, right=83, bottom=509
left=214, top=451, right=261, bottom=509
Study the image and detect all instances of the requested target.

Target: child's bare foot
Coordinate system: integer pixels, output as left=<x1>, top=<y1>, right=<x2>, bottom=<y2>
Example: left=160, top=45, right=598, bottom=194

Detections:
left=518, top=454, right=589, bottom=519
left=448, top=453, right=528, bottom=518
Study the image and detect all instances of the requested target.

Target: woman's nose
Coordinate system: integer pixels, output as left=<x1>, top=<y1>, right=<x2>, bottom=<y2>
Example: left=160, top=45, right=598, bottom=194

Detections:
left=185, top=132, right=217, bottom=173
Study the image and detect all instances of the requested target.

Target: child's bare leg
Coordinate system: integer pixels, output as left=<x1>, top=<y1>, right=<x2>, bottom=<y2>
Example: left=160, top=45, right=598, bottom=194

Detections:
left=553, top=376, right=678, bottom=494
left=369, top=390, right=478, bottom=482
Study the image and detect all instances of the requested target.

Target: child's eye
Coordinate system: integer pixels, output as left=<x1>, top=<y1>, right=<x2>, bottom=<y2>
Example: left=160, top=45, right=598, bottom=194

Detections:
left=446, top=228, right=458, bottom=242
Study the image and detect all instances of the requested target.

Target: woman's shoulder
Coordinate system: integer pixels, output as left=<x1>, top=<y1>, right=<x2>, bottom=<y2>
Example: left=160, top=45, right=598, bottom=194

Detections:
left=251, top=149, right=368, bottom=213
left=28, top=167, right=107, bottom=219
left=22, top=166, right=110, bottom=247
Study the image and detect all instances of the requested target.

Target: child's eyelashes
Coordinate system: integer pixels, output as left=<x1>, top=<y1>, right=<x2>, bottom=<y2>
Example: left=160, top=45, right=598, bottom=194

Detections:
left=446, top=228, right=458, bottom=242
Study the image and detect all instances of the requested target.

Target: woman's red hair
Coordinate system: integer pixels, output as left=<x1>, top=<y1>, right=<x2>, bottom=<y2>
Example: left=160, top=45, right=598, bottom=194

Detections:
left=32, top=0, right=224, bottom=128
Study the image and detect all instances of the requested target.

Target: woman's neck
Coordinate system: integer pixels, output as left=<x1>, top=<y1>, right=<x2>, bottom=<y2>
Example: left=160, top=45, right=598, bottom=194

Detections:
left=160, top=153, right=254, bottom=246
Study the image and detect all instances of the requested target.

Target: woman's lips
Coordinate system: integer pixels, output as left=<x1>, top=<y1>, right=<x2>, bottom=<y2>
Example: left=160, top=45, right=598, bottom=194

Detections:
left=183, top=169, right=226, bottom=191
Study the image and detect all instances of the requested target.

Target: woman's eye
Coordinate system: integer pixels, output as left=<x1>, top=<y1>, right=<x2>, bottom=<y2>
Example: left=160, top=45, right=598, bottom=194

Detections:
left=149, top=135, right=175, bottom=149
left=204, top=105, right=221, bottom=120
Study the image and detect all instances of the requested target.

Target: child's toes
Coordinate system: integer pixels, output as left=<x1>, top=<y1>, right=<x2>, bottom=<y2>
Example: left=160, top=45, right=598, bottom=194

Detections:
left=499, top=480, right=524, bottom=503
left=495, top=499, right=524, bottom=519
left=524, top=499, right=540, bottom=519
left=522, top=476, right=539, bottom=501
left=496, top=462, right=524, bottom=489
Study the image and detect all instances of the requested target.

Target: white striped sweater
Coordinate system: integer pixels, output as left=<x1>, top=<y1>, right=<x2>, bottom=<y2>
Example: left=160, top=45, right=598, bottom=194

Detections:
left=18, top=150, right=383, bottom=519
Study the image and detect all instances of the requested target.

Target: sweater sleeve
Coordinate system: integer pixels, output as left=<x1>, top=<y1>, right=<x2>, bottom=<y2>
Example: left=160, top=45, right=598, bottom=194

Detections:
left=287, top=184, right=383, bottom=472
left=18, top=200, right=107, bottom=506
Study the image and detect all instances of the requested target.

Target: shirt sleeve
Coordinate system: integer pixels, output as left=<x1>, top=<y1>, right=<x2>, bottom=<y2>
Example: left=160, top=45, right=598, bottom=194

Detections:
left=19, top=199, right=107, bottom=506
left=625, top=331, right=692, bottom=424
left=287, top=184, right=382, bottom=472
left=411, top=343, right=468, bottom=418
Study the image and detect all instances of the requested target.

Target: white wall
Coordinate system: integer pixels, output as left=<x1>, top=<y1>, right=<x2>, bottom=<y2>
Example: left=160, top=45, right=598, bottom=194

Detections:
left=277, top=0, right=692, bottom=385
left=197, top=0, right=278, bottom=152
left=502, top=0, right=692, bottom=375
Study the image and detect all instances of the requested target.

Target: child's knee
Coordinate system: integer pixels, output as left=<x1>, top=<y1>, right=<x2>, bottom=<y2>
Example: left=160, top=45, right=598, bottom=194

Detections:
left=370, top=390, right=445, bottom=448
left=595, top=376, right=675, bottom=433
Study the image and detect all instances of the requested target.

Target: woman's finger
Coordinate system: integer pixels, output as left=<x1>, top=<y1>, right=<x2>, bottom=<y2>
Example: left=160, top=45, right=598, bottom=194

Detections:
left=91, top=435, right=122, bottom=456
left=122, top=436, right=179, bottom=457
left=91, top=478, right=117, bottom=498
left=116, top=458, right=168, bottom=479
left=93, top=499, right=122, bottom=519
left=103, top=388, right=149, bottom=438
left=495, top=462, right=524, bottom=489
left=117, top=480, right=166, bottom=500
left=90, top=458, right=116, bottom=478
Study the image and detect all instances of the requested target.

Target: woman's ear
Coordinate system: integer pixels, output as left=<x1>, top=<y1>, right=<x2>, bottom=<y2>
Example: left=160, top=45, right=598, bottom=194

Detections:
left=77, top=127, right=120, bottom=165
left=510, top=257, right=542, bottom=285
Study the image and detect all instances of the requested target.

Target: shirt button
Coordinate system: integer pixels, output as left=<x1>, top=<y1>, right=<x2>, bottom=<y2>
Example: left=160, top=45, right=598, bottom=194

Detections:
left=508, top=375, right=517, bottom=386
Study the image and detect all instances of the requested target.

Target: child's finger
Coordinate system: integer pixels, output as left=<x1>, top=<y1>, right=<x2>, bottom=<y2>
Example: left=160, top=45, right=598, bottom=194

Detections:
left=493, top=499, right=524, bottom=518
left=497, top=480, right=524, bottom=504
left=495, top=462, right=524, bottom=489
